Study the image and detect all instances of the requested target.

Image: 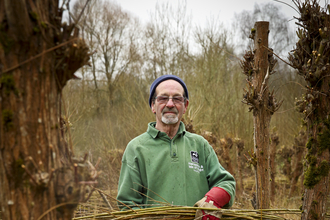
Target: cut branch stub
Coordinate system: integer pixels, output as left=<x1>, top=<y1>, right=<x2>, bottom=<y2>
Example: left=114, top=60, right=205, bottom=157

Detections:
left=55, top=158, right=100, bottom=216
left=241, top=50, right=260, bottom=112
left=244, top=148, right=257, bottom=168
left=241, top=31, right=280, bottom=116
left=55, top=38, right=90, bottom=90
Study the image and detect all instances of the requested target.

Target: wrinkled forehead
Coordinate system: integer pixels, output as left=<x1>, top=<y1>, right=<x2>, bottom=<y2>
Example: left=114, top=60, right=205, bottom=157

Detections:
left=155, top=79, right=185, bottom=95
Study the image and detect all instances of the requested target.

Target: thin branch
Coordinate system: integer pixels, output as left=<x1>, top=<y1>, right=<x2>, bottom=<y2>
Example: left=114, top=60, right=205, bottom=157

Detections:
left=273, top=0, right=300, bottom=14
left=68, top=0, right=92, bottom=25
left=93, top=187, right=137, bottom=213
left=315, top=74, right=330, bottom=91
left=130, top=188, right=170, bottom=206
left=60, top=92, right=75, bottom=160
left=262, top=45, right=294, bottom=68
left=98, top=190, right=113, bottom=210
left=37, top=202, right=79, bottom=220
left=210, top=40, right=242, bottom=61
left=260, top=66, right=270, bottom=97
left=133, top=182, right=171, bottom=204
left=1, top=38, right=78, bottom=75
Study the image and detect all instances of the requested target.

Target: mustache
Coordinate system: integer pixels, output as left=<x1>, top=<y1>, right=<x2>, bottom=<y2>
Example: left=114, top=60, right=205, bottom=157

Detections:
left=162, top=107, right=178, bottom=114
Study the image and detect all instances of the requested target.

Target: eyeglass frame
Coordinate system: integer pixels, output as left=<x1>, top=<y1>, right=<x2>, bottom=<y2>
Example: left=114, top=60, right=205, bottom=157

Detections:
left=152, top=93, right=187, bottom=105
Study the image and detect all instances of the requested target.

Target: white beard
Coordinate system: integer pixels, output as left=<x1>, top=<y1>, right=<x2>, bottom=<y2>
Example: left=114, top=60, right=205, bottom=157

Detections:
left=162, top=114, right=179, bottom=124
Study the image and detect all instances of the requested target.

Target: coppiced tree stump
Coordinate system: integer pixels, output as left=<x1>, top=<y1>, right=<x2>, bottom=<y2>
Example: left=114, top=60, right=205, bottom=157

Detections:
left=288, top=1, right=330, bottom=219
left=0, top=1, right=98, bottom=219
left=240, top=21, right=281, bottom=209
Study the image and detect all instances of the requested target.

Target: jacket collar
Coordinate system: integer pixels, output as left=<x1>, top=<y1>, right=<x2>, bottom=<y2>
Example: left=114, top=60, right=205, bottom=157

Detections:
left=147, top=121, right=186, bottom=139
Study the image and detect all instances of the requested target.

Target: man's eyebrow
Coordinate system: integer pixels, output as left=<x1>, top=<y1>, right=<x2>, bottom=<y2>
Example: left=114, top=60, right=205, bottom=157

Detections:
left=158, top=92, right=183, bottom=96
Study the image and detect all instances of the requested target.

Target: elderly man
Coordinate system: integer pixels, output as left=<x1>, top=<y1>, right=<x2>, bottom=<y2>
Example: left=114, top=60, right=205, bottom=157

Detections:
left=117, top=75, right=236, bottom=219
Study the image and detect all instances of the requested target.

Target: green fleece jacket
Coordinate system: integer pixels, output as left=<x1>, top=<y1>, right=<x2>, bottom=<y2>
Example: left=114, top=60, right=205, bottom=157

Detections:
left=116, top=122, right=236, bottom=209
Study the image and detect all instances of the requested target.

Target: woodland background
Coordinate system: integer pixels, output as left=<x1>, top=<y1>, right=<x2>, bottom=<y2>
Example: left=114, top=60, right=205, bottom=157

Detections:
left=64, top=0, right=310, bottom=212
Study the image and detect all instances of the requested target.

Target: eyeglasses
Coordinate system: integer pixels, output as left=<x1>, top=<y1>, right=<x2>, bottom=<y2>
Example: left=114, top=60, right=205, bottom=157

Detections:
left=155, top=96, right=186, bottom=104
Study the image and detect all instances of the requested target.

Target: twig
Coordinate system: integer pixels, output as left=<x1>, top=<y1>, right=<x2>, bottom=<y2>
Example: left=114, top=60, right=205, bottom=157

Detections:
left=272, top=0, right=300, bottom=14
left=37, top=202, right=79, bottom=220
left=262, top=45, right=294, bottom=68
left=92, top=187, right=137, bottom=213
left=130, top=188, right=170, bottom=206
left=21, top=165, right=39, bottom=186
left=133, top=182, right=171, bottom=205
left=60, top=91, right=75, bottom=159
left=68, top=0, right=92, bottom=25
left=98, top=190, right=113, bottom=210
left=1, top=38, right=78, bottom=74
left=260, top=66, right=269, bottom=97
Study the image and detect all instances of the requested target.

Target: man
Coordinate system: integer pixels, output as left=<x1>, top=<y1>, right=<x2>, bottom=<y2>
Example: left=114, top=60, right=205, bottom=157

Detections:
left=117, top=75, right=236, bottom=218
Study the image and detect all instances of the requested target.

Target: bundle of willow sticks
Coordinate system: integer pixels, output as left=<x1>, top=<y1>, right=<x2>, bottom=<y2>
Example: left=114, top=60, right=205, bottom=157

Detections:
left=72, top=206, right=306, bottom=220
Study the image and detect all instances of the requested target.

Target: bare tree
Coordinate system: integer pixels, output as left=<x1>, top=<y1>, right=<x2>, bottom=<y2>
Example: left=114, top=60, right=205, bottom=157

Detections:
left=73, top=0, right=101, bottom=113
left=74, top=0, right=141, bottom=108
left=0, top=1, right=98, bottom=219
left=233, top=2, right=294, bottom=57
left=142, top=1, right=192, bottom=81
left=192, top=20, right=246, bottom=137
left=240, top=21, right=281, bottom=209
left=234, top=1, right=303, bottom=150
left=288, top=1, right=330, bottom=219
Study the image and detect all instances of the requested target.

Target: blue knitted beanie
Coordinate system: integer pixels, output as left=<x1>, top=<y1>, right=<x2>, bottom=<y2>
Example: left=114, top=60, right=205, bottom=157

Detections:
left=149, top=75, right=189, bottom=107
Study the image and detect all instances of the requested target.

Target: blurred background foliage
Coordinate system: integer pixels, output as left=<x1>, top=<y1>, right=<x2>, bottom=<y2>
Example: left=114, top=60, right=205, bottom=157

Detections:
left=63, top=0, right=307, bottom=207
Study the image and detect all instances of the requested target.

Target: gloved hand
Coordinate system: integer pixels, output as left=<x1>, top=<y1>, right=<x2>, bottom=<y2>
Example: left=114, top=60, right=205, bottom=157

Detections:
left=194, top=196, right=222, bottom=220
left=194, top=187, right=231, bottom=220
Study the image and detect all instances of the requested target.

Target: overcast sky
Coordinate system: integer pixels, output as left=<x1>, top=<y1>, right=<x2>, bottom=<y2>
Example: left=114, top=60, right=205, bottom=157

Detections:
left=116, top=0, right=320, bottom=29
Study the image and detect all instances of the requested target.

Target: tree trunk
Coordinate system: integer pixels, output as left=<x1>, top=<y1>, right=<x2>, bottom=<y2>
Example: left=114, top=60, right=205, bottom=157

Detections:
left=0, top=1, right=94, bottom=219
left=91, top=55, right=100, bottom=114
left=301, top=96, right=330, bottom=220
left=289, top=131, right=307, bottom=197
left=302, top=129, right=330, bottom=220
left=234, top=138, right=245, bottom=198
left=241, top=21, right=280, bottom=209
left=287, top=1, right=330, bottom=219
left=279, top=146, right=293, bottom=185
left=252, top=21, right=271, bottom=209
left=269, top=132, right=279, bottom=203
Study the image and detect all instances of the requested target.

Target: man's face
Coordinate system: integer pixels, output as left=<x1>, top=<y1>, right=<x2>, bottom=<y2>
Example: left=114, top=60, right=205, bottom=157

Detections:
left=151, top=80, right=189, bottom=126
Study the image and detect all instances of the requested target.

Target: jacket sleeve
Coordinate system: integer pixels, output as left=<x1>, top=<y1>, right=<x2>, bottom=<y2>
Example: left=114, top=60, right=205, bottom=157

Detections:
left=116, top=149, right=144, bottom=210
left=204, top=142, right=236, bottom=208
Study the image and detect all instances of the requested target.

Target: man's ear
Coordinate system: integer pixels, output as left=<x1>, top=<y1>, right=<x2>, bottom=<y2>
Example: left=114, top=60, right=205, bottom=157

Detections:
left=183, top=99, right=189, bottom=114
left=151, top=102, right=156, bottom=114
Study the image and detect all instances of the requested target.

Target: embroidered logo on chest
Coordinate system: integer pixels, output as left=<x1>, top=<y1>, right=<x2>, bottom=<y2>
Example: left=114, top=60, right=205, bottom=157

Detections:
left=188, top=151, right=203, bottom=173
left=190, top=151, right=199, bottom=163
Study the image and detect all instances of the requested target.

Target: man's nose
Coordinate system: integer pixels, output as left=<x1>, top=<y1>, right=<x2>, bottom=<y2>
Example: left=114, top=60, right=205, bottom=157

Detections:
left=166, top=98, right=175, bottom=107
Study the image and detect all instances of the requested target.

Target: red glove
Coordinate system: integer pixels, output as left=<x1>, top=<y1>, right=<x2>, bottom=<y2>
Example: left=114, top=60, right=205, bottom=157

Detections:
left=195, top=187, right=231, bottom=220
left=205, top=187, right=231, bottom=209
